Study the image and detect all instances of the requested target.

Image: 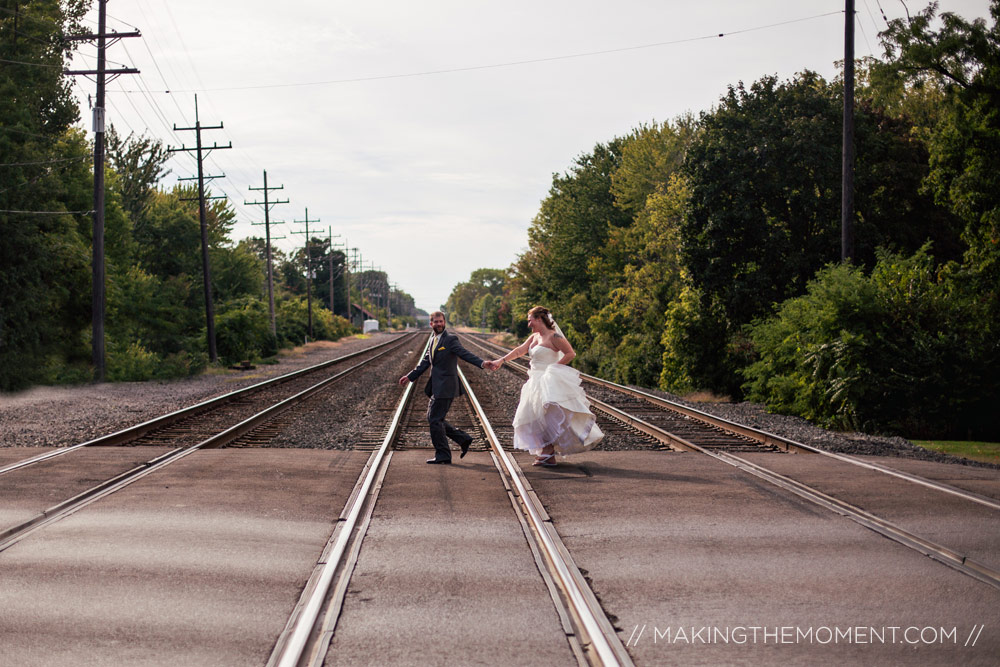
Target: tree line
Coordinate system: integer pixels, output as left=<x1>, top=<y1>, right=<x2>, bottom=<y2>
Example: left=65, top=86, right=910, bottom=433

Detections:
left=0, top=1, right=419, bottom=391
left=445, top=2, right=1000, bottom=439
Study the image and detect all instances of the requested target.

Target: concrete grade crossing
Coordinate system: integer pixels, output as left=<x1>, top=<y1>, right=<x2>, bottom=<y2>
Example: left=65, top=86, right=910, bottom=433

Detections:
left=1, top=369, right=999, bottom=667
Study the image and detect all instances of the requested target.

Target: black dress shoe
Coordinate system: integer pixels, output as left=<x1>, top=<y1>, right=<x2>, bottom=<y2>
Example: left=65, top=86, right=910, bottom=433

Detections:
left=459, top=436, right=474, bottom=458
left=426, top=458, right=452, bottom=464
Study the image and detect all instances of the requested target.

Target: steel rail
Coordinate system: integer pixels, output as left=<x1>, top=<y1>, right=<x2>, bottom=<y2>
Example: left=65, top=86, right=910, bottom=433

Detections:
left=710, top=448, right=1000, bottom=590
left=464, top=335, right=1000, bottom=512
left=461, top=334, right=1000, bottom=590
left=268, top=339, right=423, bottom=667
left=0, top=338, right=414, bottom=553
left=460, top=336, right=693, bottom=451
left=459, top=366, right=633, bottom=666
left=0, top=334, right=413, bottom=477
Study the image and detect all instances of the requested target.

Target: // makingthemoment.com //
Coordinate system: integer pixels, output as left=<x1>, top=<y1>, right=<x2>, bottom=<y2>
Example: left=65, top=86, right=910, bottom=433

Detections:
left=625, top=624, right=986, bottom=647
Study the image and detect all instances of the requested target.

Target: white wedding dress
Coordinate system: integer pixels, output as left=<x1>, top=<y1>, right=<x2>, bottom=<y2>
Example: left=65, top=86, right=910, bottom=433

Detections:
left=512, top=344, right=604, bottom=457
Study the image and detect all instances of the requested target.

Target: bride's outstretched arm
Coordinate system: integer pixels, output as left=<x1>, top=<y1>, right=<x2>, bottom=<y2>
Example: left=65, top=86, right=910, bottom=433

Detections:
left=494, top=335, right=533, bottom=366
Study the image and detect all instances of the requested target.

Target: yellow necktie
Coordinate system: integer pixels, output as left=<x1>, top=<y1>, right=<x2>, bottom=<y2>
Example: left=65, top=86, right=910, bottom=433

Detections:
left=431, top=335, right=437, bottom=359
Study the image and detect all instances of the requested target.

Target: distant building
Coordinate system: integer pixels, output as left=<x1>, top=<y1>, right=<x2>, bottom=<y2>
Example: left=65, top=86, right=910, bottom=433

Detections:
left=350, top=303, right=376, bottom=328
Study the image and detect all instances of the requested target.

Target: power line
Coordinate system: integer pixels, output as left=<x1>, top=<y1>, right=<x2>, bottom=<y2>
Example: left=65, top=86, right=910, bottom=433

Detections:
left=874, top=0, right=892, bottom=26
left=109, top=4, right=263, bottom=226
left=855, top=9, right=876, bottom=56
left=116, top=10, right=845, bottom=94
left=0, top=126, right=63, bottom=140
left=0, top=156, right=90, bottom=167
left=0, top=56, right=62, bottom=68
left=0, top=209, right=93, bottom=215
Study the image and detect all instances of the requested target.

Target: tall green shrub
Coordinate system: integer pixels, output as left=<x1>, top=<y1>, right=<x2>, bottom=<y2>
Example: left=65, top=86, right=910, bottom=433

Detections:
left=743, top=247, right=999, bottom=438
left=216, top=299, right=276, bottom=365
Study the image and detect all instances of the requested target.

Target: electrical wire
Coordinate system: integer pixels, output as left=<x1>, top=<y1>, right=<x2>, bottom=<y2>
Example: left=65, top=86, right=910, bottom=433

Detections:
left=874, top=0, right=892, bottom=26
left=116, top=10, right=845, bottom=94
left=0, top=56, right=61, bottom=68
left=0, top=209, right=94, bottom=215
left=855, top=10, right=876, bottom=57
left=0, top=156, right=89, bottom=167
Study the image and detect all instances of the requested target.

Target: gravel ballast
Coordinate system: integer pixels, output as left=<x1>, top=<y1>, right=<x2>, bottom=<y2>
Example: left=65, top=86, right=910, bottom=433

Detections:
left=0, top=334, right=396, bottom=448
left=1, top=332, right=994, bottom=470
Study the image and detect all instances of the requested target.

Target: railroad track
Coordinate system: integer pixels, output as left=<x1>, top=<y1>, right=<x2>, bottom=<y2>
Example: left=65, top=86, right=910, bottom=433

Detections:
left=460, top=333, right=1000, bottom=590
left=2, top=331, right=996, bottom=664
left=461, top=335, right=784, bottom=455
left=0, top=333, right=423, bottom=553
left=268, top=337, right=632, bottom=667
left=0, top=334, right=419, bottom=475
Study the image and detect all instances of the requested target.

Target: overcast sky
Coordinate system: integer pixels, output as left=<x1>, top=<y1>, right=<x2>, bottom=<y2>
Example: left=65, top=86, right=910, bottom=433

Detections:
left=70, top=0, right=992, bottom=313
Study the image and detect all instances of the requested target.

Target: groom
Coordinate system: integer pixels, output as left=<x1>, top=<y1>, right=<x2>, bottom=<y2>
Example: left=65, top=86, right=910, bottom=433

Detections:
left=398, top=311, right=490, bottom=464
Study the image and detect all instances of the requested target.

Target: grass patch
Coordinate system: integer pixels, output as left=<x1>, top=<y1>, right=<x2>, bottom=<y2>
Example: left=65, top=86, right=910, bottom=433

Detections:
left=911, top=440, right=1000, bottom=464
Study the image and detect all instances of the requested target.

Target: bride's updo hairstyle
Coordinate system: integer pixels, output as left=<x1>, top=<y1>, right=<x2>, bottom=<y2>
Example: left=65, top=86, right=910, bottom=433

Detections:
left=528, top=306, right=556, bottom=330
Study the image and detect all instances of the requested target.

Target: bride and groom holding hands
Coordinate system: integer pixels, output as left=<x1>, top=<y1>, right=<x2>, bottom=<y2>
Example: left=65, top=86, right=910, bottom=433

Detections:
left=397, top=307, right=603, bottom=465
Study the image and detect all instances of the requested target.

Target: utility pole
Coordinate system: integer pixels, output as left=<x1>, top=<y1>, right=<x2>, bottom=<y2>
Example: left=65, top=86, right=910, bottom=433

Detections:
left=167, top=95, right=231, bottom=363
left=350, top=248, right=361, bottom=324
left=348, top=247, right=358, bottom=320
left=842, top=0, right=855, bottom=262
left=334, top=240, right=352, bottom=320
left=389, top=282, right=397, bottom=325
left=327, top=229, right=341, bottom=314
left=63, top=1, right=139, bottom=381
left=246, top=171, right=288, bottom=337
left=376, top=266, right=386, bottom=324
left=292, top=208, right=320, bottom=339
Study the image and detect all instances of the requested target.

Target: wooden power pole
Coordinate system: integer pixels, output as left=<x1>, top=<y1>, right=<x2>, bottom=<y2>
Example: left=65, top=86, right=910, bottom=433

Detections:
left=292, top=208, right=320, bottom=339
left=842, top=0, right=856, bottom=262
left=167, top=95, right=231, bottom=363
left=63, top=0, right=139, bottom=381
left=246, top=171, right=288, bottom=337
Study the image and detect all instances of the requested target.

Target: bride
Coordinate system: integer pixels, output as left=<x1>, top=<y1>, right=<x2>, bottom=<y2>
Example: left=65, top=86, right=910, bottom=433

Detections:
left=487, top=306, right=603, bottom=466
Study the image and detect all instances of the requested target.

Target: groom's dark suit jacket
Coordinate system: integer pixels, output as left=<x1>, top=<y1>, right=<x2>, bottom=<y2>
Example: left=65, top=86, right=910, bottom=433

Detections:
left=406, top=330, right=485, bottom=399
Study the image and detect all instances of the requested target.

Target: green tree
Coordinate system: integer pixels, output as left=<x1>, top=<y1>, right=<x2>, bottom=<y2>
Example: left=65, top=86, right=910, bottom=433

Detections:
left=683, top=71, right=958, bottom=328
left=514, top=139, right=631, bottom=339
left=105, top=125, right=170, bottom=227
left=0, top=0, right=91, bottom=390
left=876, top=0, right=1000, bottom=310
left=582, top=119, right=696, bottom=384
left=678, top=71, right=961, bottom=395
left=446, top=268, right=506, bottom=326
left=743, top=247, right=999, bottom=438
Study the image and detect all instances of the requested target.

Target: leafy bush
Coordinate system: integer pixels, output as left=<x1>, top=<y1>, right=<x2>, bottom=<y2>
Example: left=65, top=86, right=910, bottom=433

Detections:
left=276, top=296, right=355, bottom=348
left=216, top=298, right=275, bottom=366
left=159, top=349, right=206, bottom=378
left=107, top=340, right=161, bottom=382
left=659, top=282, right=742, bottom=397
left=743, top=247, right=1000, bottom=438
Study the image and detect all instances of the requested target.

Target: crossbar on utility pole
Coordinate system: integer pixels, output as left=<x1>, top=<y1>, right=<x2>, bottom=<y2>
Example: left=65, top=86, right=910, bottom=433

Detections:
left=246, top=171, right=289, bottom=337
left=167, top=95, right=231, bottom=363
left=292, top=208, right=320, bottom=339
left=63, top=1, right=140, bottom=382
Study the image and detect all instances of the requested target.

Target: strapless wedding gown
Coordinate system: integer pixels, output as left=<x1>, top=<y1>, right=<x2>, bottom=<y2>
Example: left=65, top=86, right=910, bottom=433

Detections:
left=512, top=345, right=604, bottom=457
